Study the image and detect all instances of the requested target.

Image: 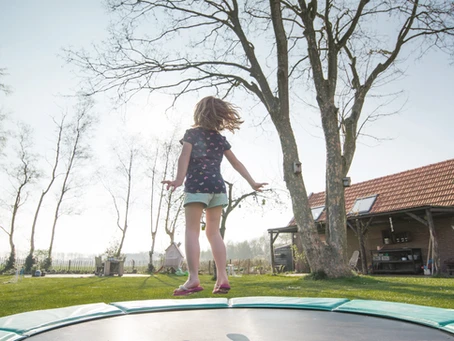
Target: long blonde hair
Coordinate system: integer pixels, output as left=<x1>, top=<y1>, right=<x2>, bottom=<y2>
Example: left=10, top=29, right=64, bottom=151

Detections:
left=193, top=96, right=243, bottom=133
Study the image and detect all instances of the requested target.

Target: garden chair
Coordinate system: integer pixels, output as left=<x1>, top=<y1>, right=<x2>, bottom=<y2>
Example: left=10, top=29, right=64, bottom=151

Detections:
left=348, top=250, right=360, bottom=272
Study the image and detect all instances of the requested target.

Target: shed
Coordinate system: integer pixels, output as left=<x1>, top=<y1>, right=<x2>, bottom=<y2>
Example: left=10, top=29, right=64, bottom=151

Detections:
left=163, top=242, right=185, bottom=269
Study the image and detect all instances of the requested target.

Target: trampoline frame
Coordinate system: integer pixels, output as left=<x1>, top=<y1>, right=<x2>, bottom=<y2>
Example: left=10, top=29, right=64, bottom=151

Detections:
left=1, top=296, right=453, bottom=340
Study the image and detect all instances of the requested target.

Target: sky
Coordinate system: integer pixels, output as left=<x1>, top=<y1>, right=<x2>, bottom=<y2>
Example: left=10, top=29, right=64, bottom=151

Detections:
left=1, top=1, right=453, bottom=258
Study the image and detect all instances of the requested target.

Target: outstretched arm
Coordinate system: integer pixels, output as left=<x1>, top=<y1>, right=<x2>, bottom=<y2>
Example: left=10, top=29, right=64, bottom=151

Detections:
left=224, top=149, right=267, bottom=191
left=162, top=142, right=192, bottom=191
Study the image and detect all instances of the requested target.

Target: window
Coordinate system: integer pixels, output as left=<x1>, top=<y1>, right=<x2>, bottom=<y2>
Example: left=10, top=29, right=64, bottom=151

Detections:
left=350, top=195, right=377, bottom=214
left=311, top=206, right=325, bottom=220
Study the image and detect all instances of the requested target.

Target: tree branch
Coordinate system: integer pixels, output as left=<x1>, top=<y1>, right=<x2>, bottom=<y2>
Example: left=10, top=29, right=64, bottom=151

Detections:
left=0, top=225, right=10, bottom=236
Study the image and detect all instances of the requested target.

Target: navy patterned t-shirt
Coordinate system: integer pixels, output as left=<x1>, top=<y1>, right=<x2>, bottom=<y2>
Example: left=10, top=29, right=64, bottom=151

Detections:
left=181, top=127, right=231, bottom=193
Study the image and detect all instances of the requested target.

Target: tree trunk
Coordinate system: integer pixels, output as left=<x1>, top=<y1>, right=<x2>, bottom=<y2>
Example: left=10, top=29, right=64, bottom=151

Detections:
left=220, top=212, right=227, bottom=239
left=47, top=196, right=63, bottom=263
left=148, top=186, right=159, bottom=272
left=29, top=193, right=45, bottom=258
left=148, top=237, right=157, bottom=272
left=148, top=149, right=158, bottom=271
left=5, top=188, right=22, bottom=271
left=320, top=102, right=350, bottom=267
left=10, top=195, right=19, bottom=256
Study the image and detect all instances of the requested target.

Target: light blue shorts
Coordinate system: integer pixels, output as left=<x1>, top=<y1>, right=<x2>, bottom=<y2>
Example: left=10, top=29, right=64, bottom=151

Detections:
left=184, top=192, right=228, bottom=209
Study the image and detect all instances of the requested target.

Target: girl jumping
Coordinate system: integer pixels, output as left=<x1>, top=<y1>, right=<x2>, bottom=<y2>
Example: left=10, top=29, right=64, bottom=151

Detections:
left=162, top=96, right=267, bottom=296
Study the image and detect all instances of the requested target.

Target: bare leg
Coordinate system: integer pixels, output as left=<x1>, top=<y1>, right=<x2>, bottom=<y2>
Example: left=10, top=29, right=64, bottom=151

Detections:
left=205, top=205, right=229, bottom=287
left=182, top=203, right=204, bottom=288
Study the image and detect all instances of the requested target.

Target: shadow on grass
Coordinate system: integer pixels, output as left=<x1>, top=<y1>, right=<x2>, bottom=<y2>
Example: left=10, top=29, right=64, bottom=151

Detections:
left=143, top=274, right=184, bottom=288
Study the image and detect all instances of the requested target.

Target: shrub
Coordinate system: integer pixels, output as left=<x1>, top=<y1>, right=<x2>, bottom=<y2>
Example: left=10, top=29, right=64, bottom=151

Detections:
left=41, top=257, right=52, bottom=271
left=24, top=254, right=36, bottom=273
left=305, top=270, right=328, bottom=281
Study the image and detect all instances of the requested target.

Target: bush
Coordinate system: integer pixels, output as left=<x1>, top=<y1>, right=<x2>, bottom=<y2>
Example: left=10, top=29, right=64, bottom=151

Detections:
left=41, top=257, right=52, bottom=271
left=1, top=254, right=15, bottom=273
left=24, top=254, right=36, bottom=273
left=304, top=270, right=328, bottom=281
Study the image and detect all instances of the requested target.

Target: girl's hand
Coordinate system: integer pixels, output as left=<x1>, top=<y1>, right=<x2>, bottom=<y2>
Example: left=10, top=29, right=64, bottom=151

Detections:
left=251, top=182, right=268, bottom=192
left=161, top=180, right=182, bottom=191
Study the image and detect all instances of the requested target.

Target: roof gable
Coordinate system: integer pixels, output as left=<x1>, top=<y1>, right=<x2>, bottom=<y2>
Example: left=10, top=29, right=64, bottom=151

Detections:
left=291, top=158, right=454, bottom=225
left=165, top=242, right=184, bottom=256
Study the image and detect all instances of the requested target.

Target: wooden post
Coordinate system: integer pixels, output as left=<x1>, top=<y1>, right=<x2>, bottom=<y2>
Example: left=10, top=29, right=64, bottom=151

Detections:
left=406, top=211, right=440, bottom=275
left=426, top=237, right=432, bottom=275
left=269, top=232, right=274, bottom=273
left=269, top=232, right=280, bottom=274
left=426, top=209, right=439, bottom=275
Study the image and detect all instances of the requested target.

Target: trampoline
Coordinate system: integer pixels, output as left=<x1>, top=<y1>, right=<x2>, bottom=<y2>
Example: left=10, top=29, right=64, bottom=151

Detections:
left=1, top=297, right=453, bottom=340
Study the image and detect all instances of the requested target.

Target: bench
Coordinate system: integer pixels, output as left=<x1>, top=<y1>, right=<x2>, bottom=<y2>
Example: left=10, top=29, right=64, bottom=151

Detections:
left=274, top=265, right=286, bottom=273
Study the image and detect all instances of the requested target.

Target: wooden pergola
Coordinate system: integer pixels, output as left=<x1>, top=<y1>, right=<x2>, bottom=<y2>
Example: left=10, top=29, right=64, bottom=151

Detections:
left=268, top=225, right=297, bottom=273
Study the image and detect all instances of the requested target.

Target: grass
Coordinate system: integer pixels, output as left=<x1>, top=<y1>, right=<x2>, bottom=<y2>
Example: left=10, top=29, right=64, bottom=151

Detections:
left=1, top=274, right=453, bottom=317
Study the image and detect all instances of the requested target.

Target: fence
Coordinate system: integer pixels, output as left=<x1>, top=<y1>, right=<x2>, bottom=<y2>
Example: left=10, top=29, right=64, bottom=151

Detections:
left=1, top=257, right=273, bottom=275
left=0, top=257, right=151, bottom=274
left=198, top=258, right=272, bottom=275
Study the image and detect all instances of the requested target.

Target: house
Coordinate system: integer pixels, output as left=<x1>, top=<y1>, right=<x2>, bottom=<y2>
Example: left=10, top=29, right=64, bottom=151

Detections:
left=270, top=158, right=454, bottom=275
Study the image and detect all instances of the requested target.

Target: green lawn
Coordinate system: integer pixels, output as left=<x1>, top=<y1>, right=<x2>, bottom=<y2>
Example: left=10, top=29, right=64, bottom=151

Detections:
left=1, top=274, right=453, bottom=317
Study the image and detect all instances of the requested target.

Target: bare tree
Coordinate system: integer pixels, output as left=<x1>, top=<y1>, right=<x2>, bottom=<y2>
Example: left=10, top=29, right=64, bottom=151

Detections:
left=105, top=142, right=139, bottom=259
left=25, top=115, right=65, bottom=272
left=161, top=140, right=186, bottom=245
left=69, top=0, right=454, bottom=277
left=45, top=99, right=95, bottom=268
left=145, top=135, right=185, bottom=271
left=221, top=180, right=277, bottom=239
left=144, top=144, right=160, bottom=271
left=0, top=123, right=39, bottom=272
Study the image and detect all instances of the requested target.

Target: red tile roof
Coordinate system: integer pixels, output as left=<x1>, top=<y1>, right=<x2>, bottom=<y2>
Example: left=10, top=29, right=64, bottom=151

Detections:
left=289, top=158, right=454, bottom=225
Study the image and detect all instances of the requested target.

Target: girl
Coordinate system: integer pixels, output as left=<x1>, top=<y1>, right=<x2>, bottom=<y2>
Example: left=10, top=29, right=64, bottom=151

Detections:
left=162, top=96, right=267, bottom=296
